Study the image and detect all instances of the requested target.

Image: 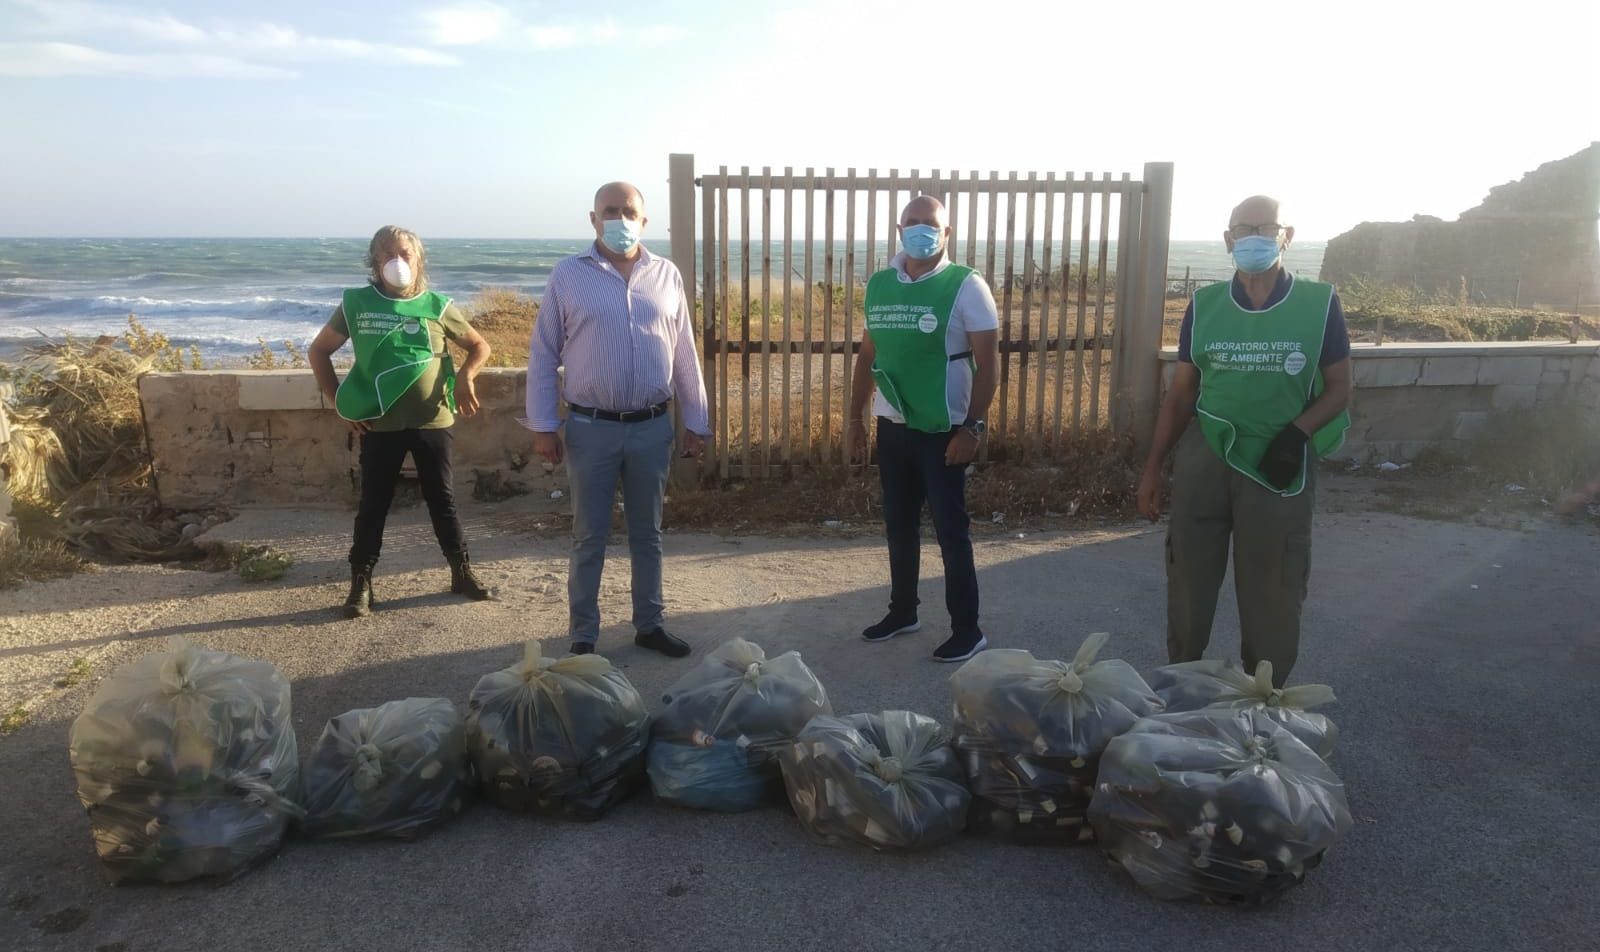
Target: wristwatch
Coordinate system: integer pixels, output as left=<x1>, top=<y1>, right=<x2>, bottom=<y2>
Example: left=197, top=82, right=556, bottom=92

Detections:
left=961, top=418, right=987, bottom=438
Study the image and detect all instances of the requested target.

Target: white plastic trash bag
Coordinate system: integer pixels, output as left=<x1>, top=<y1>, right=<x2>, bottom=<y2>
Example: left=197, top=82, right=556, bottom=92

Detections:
left=467, top=642, right=650, bottom=819
left=951, top=633, right=1163, bottom=843
left=780, top=711, right=969, bottom=851
left=300, top=698, right=471, bottom=840
left=649, top=638, right=831, bottom=811
left=1147, top=660, right=1339, bottom=758
left=1088, top=707, right=1353, bottom=904
left=68, top=637, right=300, bottom=884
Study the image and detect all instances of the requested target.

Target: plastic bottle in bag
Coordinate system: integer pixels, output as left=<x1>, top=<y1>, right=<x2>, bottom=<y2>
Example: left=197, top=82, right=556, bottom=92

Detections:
left=780, top=711, right=969, bottom=851
left=68, top=637, right=300, bottom=884
left=649, top=638, right=831, bottom=812
left=466, top=642, right=650, bottom=820
left=1147, top=659, right=1339, bottom=758
left=950, top=632, right=1163, bottom=843
left=1088, top=707, right=1353, bottom=904
left=300, top=697, right=472, bottom=839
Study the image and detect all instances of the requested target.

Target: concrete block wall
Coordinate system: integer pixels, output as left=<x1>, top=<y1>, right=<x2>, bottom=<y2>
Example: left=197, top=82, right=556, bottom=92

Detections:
left=139, top=368, right=567, bottom=509
left=1160, top=341, right=1600, bottom=464
left=142, top=343, right=1600, bottom=508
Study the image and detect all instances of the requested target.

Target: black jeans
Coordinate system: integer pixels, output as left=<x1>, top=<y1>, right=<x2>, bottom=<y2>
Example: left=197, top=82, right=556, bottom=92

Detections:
left=349, top=427, right=466, bottom=568
left=876, top=418, right=980, bottom=634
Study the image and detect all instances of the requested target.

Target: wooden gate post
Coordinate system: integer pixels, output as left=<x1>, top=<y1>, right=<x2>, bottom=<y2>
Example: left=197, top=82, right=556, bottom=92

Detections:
left=667, top=153, right=706, bottom=480
left=1111, top=161, right=1173, bottom=453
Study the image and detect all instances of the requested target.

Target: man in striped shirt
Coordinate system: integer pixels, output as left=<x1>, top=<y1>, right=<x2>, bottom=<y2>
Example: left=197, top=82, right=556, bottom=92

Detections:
left=526, top=181, right=711, bottom=658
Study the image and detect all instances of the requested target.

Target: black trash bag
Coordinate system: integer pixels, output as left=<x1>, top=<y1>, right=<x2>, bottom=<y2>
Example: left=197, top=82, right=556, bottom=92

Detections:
left=68, top=637, right=300, bottom=884
left=1147, top=659, right=1339, bottom=759
left=950, top=633, right=1163, bottom=843
left=649, top=638, right=831, bottom=812
left=467, top=642, right=650, bottom=820
left=300, top=698, right=472, bottom=840
left=1088, top=707, right=1353, bottom=905
left=780, top=711, right=969, bottom=851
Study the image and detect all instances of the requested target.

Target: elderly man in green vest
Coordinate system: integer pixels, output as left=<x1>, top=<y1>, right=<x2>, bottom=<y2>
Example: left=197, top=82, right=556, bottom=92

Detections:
left=1136, top=195, right=1352, bottom=686
left=847, top=194, right=1000, bottom=663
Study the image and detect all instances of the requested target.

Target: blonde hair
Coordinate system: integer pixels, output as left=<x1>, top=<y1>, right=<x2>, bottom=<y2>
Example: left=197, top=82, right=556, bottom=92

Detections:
left=365, top=225, right=428, bottom=293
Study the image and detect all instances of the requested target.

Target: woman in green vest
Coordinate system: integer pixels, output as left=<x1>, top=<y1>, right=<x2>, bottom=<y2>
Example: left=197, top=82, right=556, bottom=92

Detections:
left=308, top=226, right=495, bottom=617
left=1135, top=196, right=1352, bottom=685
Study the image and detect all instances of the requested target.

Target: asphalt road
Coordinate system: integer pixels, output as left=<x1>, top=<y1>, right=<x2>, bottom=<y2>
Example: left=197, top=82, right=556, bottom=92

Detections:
left=2, top=497, right=1596, bottom=952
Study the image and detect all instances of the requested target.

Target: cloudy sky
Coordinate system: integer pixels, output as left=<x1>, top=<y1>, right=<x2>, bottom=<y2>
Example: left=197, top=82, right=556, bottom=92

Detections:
left=1, top=0, right=1595, bottom=239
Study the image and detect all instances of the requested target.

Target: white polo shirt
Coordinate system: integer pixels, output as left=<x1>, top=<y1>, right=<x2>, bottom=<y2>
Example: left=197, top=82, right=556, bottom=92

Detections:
left=870, top=252, right=1000, bottom=426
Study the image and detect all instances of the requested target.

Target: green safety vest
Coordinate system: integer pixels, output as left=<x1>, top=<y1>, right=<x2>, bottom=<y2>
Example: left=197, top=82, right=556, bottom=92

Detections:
left=864, top=264, right=975, bottom=433
left=1191, top=276, right=1349, bottom=496
left=334, top=285, right=456, bottom=423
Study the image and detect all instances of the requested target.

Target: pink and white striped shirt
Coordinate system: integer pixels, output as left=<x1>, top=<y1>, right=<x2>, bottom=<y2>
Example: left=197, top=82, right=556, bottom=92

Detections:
left=525, top=244, right=710, bottom=435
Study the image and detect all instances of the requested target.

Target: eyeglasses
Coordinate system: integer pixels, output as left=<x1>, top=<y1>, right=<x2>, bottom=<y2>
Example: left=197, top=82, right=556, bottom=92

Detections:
left=1230, top=223, right=1285, bottom=239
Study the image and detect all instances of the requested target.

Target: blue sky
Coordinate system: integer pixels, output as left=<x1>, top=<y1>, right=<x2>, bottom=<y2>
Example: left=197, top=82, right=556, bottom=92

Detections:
left=1, top=0, right=1595, bottom=240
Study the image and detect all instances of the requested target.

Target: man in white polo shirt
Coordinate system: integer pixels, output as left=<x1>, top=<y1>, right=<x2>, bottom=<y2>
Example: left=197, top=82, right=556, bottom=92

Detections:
left=846, top=194, right=1000, bottom=663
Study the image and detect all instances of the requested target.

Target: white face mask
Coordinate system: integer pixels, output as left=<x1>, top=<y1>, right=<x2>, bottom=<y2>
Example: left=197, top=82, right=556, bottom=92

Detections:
left=381, top=256, right=413, bottom=290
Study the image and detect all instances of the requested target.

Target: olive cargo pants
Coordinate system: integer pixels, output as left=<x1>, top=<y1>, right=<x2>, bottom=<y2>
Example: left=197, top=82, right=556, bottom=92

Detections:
left=1165, top=426, right=1315, bottom=687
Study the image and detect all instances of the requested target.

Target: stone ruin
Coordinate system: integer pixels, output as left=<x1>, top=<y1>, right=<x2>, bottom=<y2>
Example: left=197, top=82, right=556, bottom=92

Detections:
left=1320, top=143, right=1600, bottom=310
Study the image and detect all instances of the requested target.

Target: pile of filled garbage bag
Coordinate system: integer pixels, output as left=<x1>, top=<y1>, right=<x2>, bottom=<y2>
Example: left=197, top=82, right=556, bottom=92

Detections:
left=467, top=642, right=650, bottom=820
left=950, top=633, right=1163, bottom=843
left=68, top=637, right=301, bottom=884
left=1087, top=707, right=1352, bottom=904
left=780, top=710, right=968, bottom=851
left=300, top=697, right=472, bottom=839
left=648, top=638, right=830, bottom=811
left=62, top=631, right=1354, bottom=905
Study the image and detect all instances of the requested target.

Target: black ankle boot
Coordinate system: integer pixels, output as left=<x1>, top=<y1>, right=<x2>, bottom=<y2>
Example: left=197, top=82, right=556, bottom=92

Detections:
left=449, top=553, right=494, bottom=601
left=343, top=565, right=374, bottom=618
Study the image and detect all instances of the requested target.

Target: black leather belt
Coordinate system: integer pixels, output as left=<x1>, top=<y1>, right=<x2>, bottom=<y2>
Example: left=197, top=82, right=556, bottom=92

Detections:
left=567, top=401, right=670, bottom=423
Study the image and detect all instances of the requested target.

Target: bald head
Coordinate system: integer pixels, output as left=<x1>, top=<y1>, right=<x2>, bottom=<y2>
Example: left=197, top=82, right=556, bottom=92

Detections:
left=900, top=195, right=947, bottom=228
left=594, top=181, right=645, bottom=217
left=1229, top=195, right=1281, bottom=229
left=1224, top=194, right=1293, bottom=256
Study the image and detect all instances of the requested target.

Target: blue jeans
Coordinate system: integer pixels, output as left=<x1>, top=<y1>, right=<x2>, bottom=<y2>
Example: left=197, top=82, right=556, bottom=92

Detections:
left=562, top=412, right=675, bottom=645
left=876, top=418, right=980, bottom=635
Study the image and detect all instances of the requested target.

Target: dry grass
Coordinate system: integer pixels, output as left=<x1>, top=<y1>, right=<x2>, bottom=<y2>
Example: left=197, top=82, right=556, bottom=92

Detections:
left=667, top=426, right=1138, bottom=534
left=2, top=331, right=205, bottom=562
left=0, top=534, right=86, bottom=589
left=459, top=287, right=540, bottom=367
left=1467, top=401, right=1600, bottom=495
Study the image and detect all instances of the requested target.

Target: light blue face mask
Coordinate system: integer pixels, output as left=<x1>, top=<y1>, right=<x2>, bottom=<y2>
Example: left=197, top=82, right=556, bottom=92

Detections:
left=900, top=223, right=943, bottom=260
left=1231, top=235, right=1282, bottom=274
left=600, top=217, right=641, bottom=255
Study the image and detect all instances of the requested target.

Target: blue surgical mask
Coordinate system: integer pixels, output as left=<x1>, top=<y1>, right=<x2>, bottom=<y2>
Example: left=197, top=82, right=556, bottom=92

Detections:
left=600, top=218, right=641, bottom=255
left=901, top=224, right=943, bottom=260
left=1231, top=235, right=1282, bottom=274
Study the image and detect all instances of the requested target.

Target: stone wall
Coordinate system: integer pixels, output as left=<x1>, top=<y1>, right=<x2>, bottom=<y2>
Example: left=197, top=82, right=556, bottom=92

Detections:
left=144, top=344, right=1600, bottom=509
left=138, top=368, right=566, bottom=509
left=1161, top=342, right=1600, bottom=463
left=1320, top=144, right=1600, bottom=309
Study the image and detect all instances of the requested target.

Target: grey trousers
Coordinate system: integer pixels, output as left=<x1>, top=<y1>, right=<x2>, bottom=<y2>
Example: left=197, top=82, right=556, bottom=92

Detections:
left=1166, top=426, right=1314, bottom=686
left=562, top=412, right=675, bottom=645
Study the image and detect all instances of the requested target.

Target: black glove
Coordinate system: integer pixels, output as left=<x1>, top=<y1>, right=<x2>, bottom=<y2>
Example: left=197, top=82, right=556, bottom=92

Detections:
left=1258, top=424, right=1309, bottom=490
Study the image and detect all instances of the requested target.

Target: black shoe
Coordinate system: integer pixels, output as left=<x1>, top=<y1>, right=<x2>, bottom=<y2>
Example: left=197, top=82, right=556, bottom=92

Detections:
left=933, top=630, right=988, bottom=663
left=448, top=554, right=495, bottom=601
left=635, top=627, right=691, bottom=658
left=862, top=613, right=921, bottom=642
left=569, top=642, right=596, bottom=656
left=343, top=567, right=374, bottom=619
